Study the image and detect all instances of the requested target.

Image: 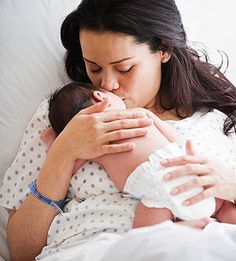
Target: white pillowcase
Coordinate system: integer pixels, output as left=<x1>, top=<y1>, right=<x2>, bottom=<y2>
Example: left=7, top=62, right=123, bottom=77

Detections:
left=0, top=0, right=81, bottom=183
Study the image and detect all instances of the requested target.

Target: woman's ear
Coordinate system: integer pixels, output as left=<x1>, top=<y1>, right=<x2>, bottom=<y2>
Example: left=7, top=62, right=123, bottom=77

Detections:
left=93, top=91, right=107, bottom=102
left=160, top=52, right=171, bottom=63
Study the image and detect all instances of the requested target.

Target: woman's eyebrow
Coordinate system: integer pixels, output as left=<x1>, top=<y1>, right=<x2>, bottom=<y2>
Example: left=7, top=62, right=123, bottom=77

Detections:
left=83, top=56, right=134, bottom=65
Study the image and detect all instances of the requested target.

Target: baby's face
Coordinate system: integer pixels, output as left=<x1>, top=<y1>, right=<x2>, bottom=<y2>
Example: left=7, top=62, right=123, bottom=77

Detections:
left=93, top=90, right=126, bottom=110
left=104, top=90, right=126, bottom=110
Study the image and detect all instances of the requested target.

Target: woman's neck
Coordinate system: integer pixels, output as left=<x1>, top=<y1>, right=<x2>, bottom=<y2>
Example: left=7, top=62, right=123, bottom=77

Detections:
left=148, top=106, right=182, bottom=121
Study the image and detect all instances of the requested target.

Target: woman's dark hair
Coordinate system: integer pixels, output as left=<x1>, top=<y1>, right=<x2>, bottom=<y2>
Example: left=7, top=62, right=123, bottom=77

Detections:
left=61, top=0, right=236, bottom=135
left=49, top=82, right=99, bottom=134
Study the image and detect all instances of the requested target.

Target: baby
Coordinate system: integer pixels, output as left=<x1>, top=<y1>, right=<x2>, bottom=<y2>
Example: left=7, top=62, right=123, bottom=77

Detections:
left=42, top=82, right=236, bottom=227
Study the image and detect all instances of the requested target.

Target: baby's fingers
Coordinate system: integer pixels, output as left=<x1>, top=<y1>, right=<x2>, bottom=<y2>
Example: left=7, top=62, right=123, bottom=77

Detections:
left=177, top=217, right=214, bottom=229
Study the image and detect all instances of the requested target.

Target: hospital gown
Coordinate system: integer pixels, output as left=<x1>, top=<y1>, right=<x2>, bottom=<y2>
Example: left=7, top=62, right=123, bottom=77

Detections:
left=0, top=99, right=235, bottom=259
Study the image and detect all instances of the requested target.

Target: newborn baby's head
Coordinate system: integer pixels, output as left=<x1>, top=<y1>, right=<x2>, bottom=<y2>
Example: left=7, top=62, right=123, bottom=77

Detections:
left=48, top=82, right=126, bottom=134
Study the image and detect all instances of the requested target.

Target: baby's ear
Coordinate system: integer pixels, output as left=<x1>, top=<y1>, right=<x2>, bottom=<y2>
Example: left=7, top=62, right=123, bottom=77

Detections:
left=93, top=91, right=107, bottom=102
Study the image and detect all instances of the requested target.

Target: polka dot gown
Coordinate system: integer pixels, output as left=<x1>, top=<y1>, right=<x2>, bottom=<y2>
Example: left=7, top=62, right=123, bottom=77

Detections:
left=0, top=101, right=236, bottom=256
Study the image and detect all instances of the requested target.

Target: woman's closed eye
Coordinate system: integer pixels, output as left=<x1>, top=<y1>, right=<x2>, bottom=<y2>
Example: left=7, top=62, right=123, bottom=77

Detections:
left=118, top=66, right=133, bottom=74
left=90, top=66, right=134, bottom=75
left=91, top=67, right=102, bottom=74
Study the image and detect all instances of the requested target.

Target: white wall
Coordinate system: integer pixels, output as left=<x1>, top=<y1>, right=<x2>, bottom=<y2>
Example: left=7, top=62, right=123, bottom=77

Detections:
left=176, top=0, right=236, bottom=85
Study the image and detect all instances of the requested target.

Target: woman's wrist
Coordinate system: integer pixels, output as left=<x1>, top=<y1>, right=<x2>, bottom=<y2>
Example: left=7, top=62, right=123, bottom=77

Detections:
left=36, top=147, right=75, bottom=201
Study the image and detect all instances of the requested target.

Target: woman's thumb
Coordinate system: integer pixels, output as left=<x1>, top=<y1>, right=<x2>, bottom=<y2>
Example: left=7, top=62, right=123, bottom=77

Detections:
left=185, top=140, right=196, bottom=155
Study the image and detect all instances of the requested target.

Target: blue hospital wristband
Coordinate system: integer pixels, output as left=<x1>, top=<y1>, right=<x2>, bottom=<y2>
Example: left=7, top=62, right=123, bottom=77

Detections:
left=28, top=180, right=65, bottom=215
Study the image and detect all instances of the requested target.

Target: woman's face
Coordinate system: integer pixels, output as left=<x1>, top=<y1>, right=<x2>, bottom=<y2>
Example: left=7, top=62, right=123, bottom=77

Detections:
left=80, top=30, right=164, bottom=111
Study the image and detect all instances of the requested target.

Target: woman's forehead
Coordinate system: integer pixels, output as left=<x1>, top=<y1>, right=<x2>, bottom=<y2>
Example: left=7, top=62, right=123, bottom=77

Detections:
left=80, top=30, right=135, bottom=45
left=79, top=30, right=148, bottom=62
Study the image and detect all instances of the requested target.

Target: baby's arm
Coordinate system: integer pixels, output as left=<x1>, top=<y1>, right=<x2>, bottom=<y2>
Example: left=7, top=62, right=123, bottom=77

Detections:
left=133, top=202, right=174, bottom=228
left=41, top=127, right=86, bottom=173
left=146, top=111, right=177, bottom=142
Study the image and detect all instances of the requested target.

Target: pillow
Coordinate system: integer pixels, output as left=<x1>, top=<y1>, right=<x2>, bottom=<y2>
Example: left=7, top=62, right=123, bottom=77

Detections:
left=0, top=0, right=81, bottom=183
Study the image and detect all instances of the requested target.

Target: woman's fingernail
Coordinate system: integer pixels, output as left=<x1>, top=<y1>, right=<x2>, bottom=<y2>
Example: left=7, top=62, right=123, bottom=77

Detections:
left=136, top=112, right=145, bottom=118
left=183, top=200, right=190, bottom=206
left=144, top=119, right=152, bottom=125
left=127, top=143, right=135, bottom=149
left=171, top=188, right=178, bottom=195
left=163, top=174, right=170, bottom=180
left=161, top=159, right=168, bottom=165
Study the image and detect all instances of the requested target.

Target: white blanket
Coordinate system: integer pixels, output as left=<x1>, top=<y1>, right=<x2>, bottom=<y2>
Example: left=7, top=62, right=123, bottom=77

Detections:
left=38, top=221, right=236, bottom=261
left=1, top=209, right=236, bottom=261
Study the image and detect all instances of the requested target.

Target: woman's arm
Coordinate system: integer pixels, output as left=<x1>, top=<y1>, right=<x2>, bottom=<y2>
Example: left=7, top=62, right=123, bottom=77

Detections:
left=7, top=147, right=74, bottom=261
left=7, top=100, right=152, bottom=260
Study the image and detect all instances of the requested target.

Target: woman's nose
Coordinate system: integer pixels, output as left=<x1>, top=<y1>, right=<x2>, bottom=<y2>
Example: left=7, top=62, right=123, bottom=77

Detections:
left=100, top=75, right=119, bottom=91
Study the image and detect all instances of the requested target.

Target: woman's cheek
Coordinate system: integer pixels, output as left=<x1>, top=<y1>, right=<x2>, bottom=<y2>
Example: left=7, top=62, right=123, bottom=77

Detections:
left=89, top=75, right=101, bottom=88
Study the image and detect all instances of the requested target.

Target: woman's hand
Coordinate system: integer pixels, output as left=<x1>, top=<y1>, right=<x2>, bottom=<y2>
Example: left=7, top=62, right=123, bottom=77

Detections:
left=50, top=98, right=152, bottom=161
left=161, top=140, right=236, bottom=205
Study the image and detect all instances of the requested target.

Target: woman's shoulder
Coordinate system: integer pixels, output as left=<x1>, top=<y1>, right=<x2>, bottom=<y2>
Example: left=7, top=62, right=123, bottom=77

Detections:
left=166, top=108, right=225, bottom=125
left=195, top=108, right=227, bottom=125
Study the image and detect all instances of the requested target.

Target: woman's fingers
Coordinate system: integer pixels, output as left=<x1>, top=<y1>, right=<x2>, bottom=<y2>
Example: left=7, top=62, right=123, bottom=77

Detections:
left=159, top=140, right=236, bottom=203
left=81, top=107, right=152, bottom=132
left=161, top=155, right=208, bottom=167
left=182, top=191, right=209, bottom=206
left=161, top=140, right=207, bottom=167
left=62, top=107, right=154, bottom=159
left=185, top=140, right=196, bottom=156
left=170, top=176, right=215, bottom=196
left=100, top=109, right=147, bottom=122
left=104, top=117, right=153, bottom=132
left=102, top=142, right=136, bottom=154
left=98, top=127, right=148, bottom=154
left=163, top=163, right=210, bottom=181
left=104, top=128, right=149, bottom=143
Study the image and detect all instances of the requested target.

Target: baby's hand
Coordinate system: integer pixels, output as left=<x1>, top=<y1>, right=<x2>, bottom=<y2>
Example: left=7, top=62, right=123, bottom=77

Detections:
left=40, top=127, right=57, bottom=153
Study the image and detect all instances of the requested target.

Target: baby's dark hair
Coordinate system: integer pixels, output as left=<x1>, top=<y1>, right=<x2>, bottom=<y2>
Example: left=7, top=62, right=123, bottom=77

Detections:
left=48, top=82, right=99, bottom=134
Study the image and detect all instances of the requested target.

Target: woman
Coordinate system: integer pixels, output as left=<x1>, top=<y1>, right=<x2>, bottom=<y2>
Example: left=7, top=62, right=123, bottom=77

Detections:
left=5, top=0, right=236, bottom=260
